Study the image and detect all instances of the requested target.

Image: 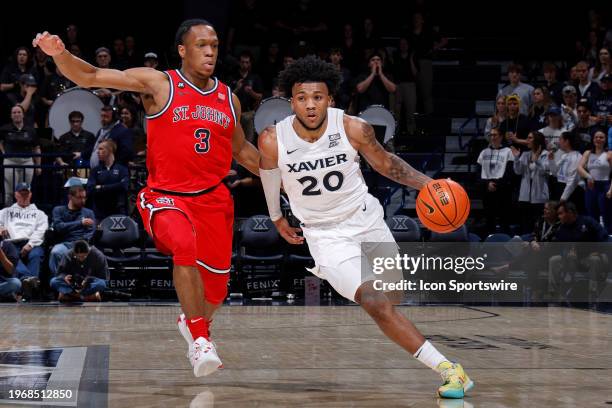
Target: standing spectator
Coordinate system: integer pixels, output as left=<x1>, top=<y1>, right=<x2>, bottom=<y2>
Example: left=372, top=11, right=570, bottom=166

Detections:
left=124, top=36, right=140, bottom=68
left=143, top=52, right=160, bottom=70
left=543, top=63, right=565, bottom=106
left=578, top=129, right=612, bottom=233
left=528, top=86, right=554, bottom=131
left=549, top=132, right=584, bottom=211
left=411, top=12, right=437, bottom=114
left=574, top=99, right=599, bottom=149
left=339, top=23, right=359, bottom=74
left=498, top=95, right=530, bottom=150
left=511, top=131, right=550, bottom=232
left=0, top=239, right=20, bottom=301
left=576, top=61, right=602, bottom=106
left=593, top=73, right=612, bottom=130
left=56, top=111, right=96, bottom=167
left=89, top=105, right=134, bottom=168
left=50, top=240, right=108, bottom=302
left=13, top=74, right=39, bottom=127
left=120, top=106, right=146, bottom=165
left=257, top=43, right=283, bottom=94
left=86, top=140, right=129, bottom=220
left=539, top=107, right=566, bottom=154
left=477, top=128, right=515, bottom=232
left=328, top=48, right=353, bottom=111
left=0, top=105, right=41, bottom=204
left=484, top=95, right=507, bottom=137
left=111, top=38, right=129, bottom=70
left=40, top=64, right=76, bottom=113
left=49, top=185, right=96, bottom=275
left=497, top=64, right=534, bottom=116
left=0, top=47, right=36, bottom=104
left=561, top=85, right=579, bottom=130
left=95, top=47, right=112, bottom=69
left=355, top=53, right=396, bottom=113
left=393, top=37, right=418, bottom=135
left=0, top=182, right=48, bottom=297
left=64, top=24, right=80, bottom=49
left=588, top=47, right=610, bottom=85
left=231, top=51, right=263, bottom=144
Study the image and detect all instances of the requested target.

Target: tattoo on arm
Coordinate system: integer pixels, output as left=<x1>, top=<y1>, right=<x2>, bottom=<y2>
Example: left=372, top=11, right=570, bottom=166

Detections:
left=388, top=155, right=430, bottom=189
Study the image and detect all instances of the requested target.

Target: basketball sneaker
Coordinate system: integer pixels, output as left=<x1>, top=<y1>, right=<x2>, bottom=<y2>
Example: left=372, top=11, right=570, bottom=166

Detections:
left=190, top=336, right=222, bottom=377
left=177, top=314, right=194, bottom=358
left=436, top=361, right=474, bottom=399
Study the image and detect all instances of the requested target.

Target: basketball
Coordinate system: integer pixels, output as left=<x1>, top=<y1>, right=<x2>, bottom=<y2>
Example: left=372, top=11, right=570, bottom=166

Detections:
left=416, top=179, right=470, bottom=233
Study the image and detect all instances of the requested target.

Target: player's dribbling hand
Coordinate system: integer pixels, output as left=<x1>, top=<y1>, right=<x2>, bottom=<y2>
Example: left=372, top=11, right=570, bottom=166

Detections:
left=32, top=32, right=66, bottom=57
left=273, top=217, right=304, bottom=245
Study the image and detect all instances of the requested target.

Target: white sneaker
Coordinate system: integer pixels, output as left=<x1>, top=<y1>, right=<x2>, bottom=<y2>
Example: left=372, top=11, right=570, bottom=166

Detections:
left=177, top=313, right=193, bottom=359
left=190, top=336, right=222, bottom=377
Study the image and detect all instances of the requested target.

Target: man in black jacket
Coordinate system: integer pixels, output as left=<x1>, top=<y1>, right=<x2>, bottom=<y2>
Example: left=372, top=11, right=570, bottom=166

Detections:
left=89, top=105, right=133, bottom=168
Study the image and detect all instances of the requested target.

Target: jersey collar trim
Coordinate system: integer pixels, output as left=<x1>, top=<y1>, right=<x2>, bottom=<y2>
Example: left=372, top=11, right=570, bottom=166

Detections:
left=176, top=70, right=219, bottom=96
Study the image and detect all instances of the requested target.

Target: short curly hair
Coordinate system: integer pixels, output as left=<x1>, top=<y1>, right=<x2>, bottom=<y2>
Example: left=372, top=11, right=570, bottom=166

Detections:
left=278, top=55, right=341, bottom=96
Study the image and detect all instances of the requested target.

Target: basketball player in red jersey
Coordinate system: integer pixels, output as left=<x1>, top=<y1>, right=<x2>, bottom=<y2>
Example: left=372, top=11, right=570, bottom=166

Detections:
left=33, top=19, right=260, bottom=377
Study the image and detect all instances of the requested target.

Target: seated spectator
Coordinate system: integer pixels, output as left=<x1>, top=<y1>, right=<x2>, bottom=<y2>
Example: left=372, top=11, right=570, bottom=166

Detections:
left=511, top=131, right=550, bottom=232
left=539, top=107, right=566, bottom=154
left=593, top=73, right=612, bottom=130
left=499, top=95, right=530, bottom=150
left=0, top=183, right=48, bottom=299
left=0, top=239, right=20, bottom=301
left=56, top=111, right=96, bottom=167
left=50, top=240, right=108, bottom=302
left=542, top=63, right=564, bottom=106
left=86, top=140, right=129, bottom=220
left=561, top=85, right=579, bottom=130
left=528, top=86, right=554, bottom=131
left=89, top=105, right=134, bottom=169
left=484, top=95, right=507, bottom=138
left=497, top=64, right=534, bottom=116
left=49, top=185, right=96, bottom=275
left=477, top=128, right=514, bottom=232
left=548, top=201, right=608, bottom=300
left=576, top=61, right=602, bottom=106
left=588, top=47, right=610, bottom=85
left=0, top=105, right=41, bottom=204
left=577, top=129, right=612, bottom=233
left=548, top=132, right=584, bottom=212
left=532, top=201, right=561, bottom=244
left=355, top=53, right=396, bottom=113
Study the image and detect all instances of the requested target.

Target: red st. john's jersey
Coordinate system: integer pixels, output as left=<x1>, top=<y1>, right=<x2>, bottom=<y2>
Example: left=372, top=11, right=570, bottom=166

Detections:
left=145, top=70, right=236, bottom=193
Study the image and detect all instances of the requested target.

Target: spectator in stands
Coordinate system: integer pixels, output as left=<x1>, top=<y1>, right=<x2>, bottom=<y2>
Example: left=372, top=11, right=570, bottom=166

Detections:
left=0, top=47, right=36, bottom=104
left=411, top=12, right=439, bottom=115
left=593, top=73, right=612, bottom=130
left=32, top=47, right=49, bottom=88
left=0, top=238, right=20, bottom=301
left=92, top=48, right=116, bottom=104
left=543, top=63, right=564, bottom=106
left=339, top=23, right=359, bottom=74
left=86, top=140, right=129, bottom=220
left=0, top=182, right=48, bottom=298
left=576, top=61, right=602, bottom=106
left=56, top=111, right=96, bottom=167
left=231, top=51, right=263, bottom=144
left=561, top=85, right=579, bottom=130
left=40, top=63, right=75, bottom=111
left=13, top=74, right=39, bottom=127
left=577, top=129, right=612, bottom=233
left=539, top=107, right=566, bottom=153
left=49, top=185, right=96, bottom=275
left=532, top=201, right=560, bottom=244
left=549, top=132, right=584, bottom=212
left=575, top=99, right=599, bottom=149
left=0, top=105, right=41, bottom=204
left=258, top=43, right=283, bottom=94
left=392, top=37, right=418, bottom=135
left=477, top=127, right=514, bottom=232
left=588, top=47, right=610, bottom=85
left=497, top=64, right=534, bottom=116
left=120, top=106, right=146, bottom=165
left=283, top=54, right=295, bottom=70
left=355, top=53, right=396, bottom=113
left=50, top=240, right=108, bottom=302
left=359, top=16, right=380, bottom=52
left=124, top=36, right=139, bottom=68
left=484, top=95, right=507, bottom=137
left=111, top=38, right=129, bottom=70
left=143, top=52, right=159, bottom=70
left=568, top=65, right=578, bottom=85
left=64, top=24, right=80, bottom=49
left=89, top=105, right=133, bottom=168
left=549, top=201, right=608, bottom=300
left=499, top=94, right=530, bottom=150
left=226, top=0, right=269, bottom=61
left=328, top=48, right=353, bottom=111
left=511, top=131, right=550, bottom=232
left=528, top=86, right=554, bottom=131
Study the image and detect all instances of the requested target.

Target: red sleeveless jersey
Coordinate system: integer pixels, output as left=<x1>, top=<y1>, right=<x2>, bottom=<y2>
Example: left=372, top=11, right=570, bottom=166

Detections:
left=145, top=70, right=236, bottom=193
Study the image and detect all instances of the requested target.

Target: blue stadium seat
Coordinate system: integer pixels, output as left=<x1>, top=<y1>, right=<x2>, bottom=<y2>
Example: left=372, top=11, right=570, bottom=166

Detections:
left=385, top=215, right=421, bottom=242
left=429, top=225, right=468, bottom=242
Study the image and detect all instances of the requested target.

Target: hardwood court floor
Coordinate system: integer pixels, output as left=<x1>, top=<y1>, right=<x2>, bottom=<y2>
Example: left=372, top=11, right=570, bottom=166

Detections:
left=0, top=304, right=610, bottom=407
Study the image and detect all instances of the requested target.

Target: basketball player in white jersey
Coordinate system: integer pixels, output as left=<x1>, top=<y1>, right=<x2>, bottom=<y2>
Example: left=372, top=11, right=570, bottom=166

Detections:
left=258, top=56, right=474, bottom=399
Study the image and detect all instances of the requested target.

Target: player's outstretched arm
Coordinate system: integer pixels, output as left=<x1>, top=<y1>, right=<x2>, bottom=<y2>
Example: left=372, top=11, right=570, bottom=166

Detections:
left=231, top=94, right=260, bottom=176
left=258, top=126, right=304, bottom=245
left=33, top=31, right=165, bottom=94
left=345, top=115, right=432, bottom=190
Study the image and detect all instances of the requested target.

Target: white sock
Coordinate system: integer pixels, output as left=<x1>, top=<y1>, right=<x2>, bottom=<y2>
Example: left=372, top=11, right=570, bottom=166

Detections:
left=414, top=341, right=448, bottom=372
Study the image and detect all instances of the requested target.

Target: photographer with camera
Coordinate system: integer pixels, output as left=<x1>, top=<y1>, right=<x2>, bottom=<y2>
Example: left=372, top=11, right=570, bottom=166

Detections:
left=49, top=240, right=108, bottom=302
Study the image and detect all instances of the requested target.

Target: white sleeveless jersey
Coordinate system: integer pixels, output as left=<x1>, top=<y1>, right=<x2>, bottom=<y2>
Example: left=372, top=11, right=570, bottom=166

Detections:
left=276, top=108, right=368, bottom=224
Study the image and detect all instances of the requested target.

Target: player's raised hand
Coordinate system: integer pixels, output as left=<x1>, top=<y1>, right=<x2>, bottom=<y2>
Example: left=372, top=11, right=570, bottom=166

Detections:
left=273, top=217, right=304, bottom=245
left=32, top=32, right=66, bottom=56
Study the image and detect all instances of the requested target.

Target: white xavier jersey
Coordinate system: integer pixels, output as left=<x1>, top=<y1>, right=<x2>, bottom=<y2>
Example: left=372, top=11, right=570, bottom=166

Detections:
left=276, top=107, right=368, bottom=224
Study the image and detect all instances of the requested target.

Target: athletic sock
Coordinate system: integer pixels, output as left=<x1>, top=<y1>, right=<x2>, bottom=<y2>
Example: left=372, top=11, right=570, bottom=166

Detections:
left=414, top=340, right=448, bottom=372
left=186, top=316, right=210, bottom=340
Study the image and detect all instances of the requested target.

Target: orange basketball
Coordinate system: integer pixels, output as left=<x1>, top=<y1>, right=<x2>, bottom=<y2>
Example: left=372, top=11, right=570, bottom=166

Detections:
left=416, top=179, right=470, bottom=233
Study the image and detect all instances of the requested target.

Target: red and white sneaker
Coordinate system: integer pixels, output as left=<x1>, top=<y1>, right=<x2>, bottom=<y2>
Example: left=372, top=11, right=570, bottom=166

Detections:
left=190, top=336, right=222, bottom=377
left=177, top=314, right=193, bottom=359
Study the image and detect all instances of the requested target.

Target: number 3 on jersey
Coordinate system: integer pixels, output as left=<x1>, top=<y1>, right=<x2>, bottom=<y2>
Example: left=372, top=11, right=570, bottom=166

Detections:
left=194, top=128, right=211, bottom=153
left=297, top=171, right=344, bottom=196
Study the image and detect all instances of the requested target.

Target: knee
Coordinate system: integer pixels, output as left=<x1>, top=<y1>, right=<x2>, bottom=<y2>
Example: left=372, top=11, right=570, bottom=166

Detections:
left=8, top=278, right=21, bottom=293
left=49, top=277, right=62, bottom=290
left=51, top=244, right=66, bottom=257
left=358, top=291, right=393, bottom=320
